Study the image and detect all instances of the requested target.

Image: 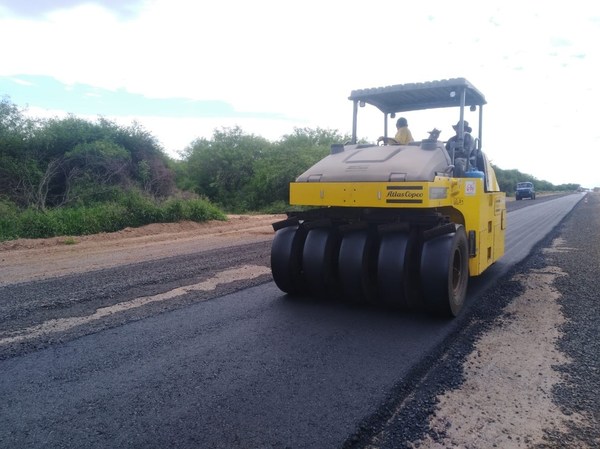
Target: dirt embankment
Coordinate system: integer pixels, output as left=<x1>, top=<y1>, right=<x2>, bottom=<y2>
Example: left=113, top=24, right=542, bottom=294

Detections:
left=0, top=214, right=284, bottom=286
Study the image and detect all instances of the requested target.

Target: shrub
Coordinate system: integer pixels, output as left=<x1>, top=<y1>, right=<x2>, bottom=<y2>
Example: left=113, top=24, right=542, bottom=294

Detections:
left=183, top=198, right=226, bottom=221
left=0, top=191, right=226, bottom=241
left=16, top=208, right=61, bottom=239
left=0, top=199, right=19, bottom=240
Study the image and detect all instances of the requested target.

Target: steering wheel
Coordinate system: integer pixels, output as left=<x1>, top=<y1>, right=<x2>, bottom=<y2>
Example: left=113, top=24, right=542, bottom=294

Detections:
left=377, top=137, right=398, bottom=146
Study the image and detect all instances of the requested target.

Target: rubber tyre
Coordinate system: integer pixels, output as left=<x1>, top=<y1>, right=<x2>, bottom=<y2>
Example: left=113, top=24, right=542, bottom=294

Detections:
left=338, top=230, right=378, bottom=303
left=271, top=225, right=308, bottom=295
left=420, top=226, right=469, bottom=317
left=303, top=227, right=341, bottom=298
left=377, top=232, right=414, bottom=307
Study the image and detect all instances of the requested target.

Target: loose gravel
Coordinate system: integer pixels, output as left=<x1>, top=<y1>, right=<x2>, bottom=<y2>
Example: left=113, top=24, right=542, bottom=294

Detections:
left=344, top=193, right=599, bottom=448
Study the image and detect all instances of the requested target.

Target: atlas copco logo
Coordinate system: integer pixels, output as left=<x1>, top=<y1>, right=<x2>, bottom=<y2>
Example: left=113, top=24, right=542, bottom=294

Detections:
left=386, top=191, right=423, bottom=199
left=386, top=187, right=423, bottom=203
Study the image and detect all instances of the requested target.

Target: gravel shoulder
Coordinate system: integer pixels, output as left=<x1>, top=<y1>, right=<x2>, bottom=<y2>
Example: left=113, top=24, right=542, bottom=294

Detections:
left=349, top=193, right=599, bottom=448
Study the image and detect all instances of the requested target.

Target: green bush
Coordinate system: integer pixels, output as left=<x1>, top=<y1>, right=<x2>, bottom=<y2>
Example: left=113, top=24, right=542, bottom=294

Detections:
left=0, top=191, right=226, bottom=241
left=0, top=199, right=19, bottom=240
left=50, top=203, right=128, bottom=235
left=16, top=208, right=62, bottom=239
left=185, top=198, right=226, bottom=221
left=120, top=190, right=162, bottom=226
left=163, top=199, right=185, bottom=222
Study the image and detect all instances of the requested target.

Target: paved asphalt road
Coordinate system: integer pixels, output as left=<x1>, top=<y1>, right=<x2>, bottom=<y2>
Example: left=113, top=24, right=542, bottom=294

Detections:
left=0, top=193, right=586, bottom=448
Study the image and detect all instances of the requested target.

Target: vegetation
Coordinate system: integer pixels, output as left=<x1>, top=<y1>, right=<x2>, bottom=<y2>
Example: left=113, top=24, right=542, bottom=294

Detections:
left=492, top=166, right=580, bottom=196
left=0, top=96, right=581, bottom=241
left=179, top=126, right=348, bottom=211
left=0, top=192, right=225, bottom=240
left=0, top=97, right=224, bottom=241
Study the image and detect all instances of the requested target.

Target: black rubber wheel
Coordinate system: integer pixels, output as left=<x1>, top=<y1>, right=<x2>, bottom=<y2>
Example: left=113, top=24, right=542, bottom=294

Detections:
left=377, top=232, right=413, bottom=307
left=420, top=226, right=469, bottom=317
left=338, top=230, right=378, bottom=303
left=303, top=227, right=341, bottom=298
left=271, top=225, right=308, bottom=295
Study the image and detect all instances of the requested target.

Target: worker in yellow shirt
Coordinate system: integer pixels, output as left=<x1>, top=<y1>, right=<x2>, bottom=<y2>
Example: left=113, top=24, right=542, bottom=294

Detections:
left=393, top=117, right=414, bottom=144
left=378, top=117, right=414, bottom=145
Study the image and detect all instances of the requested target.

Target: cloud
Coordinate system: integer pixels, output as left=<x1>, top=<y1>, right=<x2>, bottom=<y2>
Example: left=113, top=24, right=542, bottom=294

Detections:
left=0, top=75, right=298, bottom=120
left=1, top=0, right=599, bottom=187
left=9, top=77, right=35, bottom=87
left=0, top=0, right=145, bottom=19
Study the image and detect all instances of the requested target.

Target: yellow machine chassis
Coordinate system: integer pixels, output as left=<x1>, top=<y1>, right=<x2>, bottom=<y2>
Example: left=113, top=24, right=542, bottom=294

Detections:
left=290, top=176, right=506, bottom=276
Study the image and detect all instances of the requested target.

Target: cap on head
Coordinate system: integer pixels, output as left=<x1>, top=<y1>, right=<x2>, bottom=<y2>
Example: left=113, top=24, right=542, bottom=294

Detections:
left=396, top=117, right=408, bottom=127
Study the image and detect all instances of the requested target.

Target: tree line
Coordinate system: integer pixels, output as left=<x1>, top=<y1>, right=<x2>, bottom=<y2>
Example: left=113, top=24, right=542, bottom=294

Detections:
left=0, top=96, right=580, bottom=240
left=491, top=166, right=579, bottom=196
left=1, top=97, right=175, bottom=210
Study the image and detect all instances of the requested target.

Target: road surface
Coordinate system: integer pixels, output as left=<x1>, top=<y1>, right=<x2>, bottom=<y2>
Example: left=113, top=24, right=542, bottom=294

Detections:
left=1, top=193, right=595, bottom=448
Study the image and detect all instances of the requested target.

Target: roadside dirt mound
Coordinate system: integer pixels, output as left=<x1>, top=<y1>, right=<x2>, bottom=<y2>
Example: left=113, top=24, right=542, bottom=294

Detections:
left=0, top=214, right=285, bottom=286
left=0, top=215, right=283, bottom=251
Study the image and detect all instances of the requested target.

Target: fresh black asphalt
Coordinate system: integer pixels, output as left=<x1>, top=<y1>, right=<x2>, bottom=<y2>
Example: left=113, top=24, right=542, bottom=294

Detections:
left=0, top=193, right=596, bottom=448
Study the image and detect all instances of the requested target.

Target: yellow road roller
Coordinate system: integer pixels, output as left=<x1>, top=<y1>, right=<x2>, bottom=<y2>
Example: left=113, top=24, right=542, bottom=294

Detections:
left=271, top=78, right=506, bottom=317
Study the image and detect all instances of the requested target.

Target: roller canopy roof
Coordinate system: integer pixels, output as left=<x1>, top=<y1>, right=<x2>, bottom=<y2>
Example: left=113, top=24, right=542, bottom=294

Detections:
left=349, top=78, right=486, bottom=113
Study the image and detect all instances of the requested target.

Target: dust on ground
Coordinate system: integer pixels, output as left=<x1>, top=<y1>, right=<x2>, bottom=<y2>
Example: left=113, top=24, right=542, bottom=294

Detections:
left=0, top=214, right=284, bottom=286
left=408, top=237, right=588, bottom=449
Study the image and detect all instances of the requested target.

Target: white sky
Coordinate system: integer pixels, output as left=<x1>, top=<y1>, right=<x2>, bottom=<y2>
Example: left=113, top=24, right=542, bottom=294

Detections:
left=1, top=0, right=599, bottom=188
